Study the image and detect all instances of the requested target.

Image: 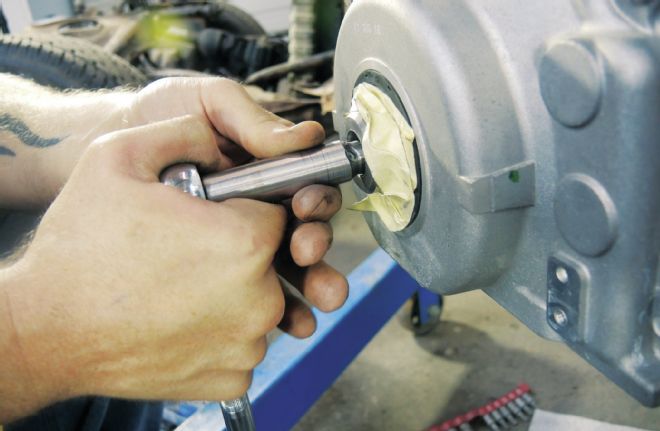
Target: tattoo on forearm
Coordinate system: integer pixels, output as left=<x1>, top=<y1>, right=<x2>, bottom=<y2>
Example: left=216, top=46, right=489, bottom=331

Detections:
left=0, top=146, right=15, bottom=157
left=0, top=113, right=64, bottom=157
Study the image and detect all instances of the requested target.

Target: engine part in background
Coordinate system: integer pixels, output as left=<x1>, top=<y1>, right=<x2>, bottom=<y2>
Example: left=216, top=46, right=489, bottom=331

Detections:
left=244, top=50, right=334, bottom=85
left=18, top=1, right=343, bottom=89
left=289, top=0, right=315, bottom=63
left=256, top=0, right=342, bottom=89
left=333, top=0, right=660, bottom=406
left=20, top=2, right=286, bottom=81
left=16, top=1, right=342, bottom=127
left=194, top=25, right=287, bottom=77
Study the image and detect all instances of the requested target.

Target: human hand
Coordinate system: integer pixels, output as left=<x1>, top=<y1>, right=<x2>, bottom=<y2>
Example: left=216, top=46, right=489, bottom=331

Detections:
left=128, top=78, right=348, bottom=337
left=7, top=116, right=293, bottom=407
left=6, top=76, right=349, bottom=409
left=21, top=76, right=346, bottom=337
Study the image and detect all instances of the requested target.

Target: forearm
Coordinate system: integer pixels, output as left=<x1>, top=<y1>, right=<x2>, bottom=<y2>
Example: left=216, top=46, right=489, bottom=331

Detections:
left=0, top=74, right=135, bottom=209
left=0, top=263, right=58, bottom=422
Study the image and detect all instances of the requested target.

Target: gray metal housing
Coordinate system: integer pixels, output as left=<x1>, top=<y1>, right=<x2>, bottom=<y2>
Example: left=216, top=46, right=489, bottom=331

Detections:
left=333, top=0, right=660, bottom=405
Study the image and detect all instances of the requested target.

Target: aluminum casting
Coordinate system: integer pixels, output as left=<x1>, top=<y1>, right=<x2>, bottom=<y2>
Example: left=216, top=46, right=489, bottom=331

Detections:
left=333, top=0, right=660, bottom=406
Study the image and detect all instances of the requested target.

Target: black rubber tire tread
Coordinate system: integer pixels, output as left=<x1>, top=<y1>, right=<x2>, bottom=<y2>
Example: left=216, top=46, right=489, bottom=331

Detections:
left=210, top=2, right=266, bottom=36
left=0, top=33, right=147, bottom=89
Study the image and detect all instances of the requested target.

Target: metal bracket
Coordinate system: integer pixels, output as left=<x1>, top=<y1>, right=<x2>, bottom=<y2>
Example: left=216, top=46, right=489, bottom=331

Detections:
left=547, top=255, right=587, bottom=343
left=457, top=161, right=535, bottom=214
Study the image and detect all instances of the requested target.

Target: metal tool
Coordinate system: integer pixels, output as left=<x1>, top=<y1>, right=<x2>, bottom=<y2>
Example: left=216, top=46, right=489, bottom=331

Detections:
left=162, top=138, right=364, bottom=204
left=159, top=138, right=364, bottom=431
left=219, top=395, right=256, bottom=431
left=428, top=383, right=535, bottom=431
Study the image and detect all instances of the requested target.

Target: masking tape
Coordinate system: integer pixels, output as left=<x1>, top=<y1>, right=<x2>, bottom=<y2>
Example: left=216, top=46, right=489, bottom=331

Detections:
left=349, top=83, right=417, bottom=231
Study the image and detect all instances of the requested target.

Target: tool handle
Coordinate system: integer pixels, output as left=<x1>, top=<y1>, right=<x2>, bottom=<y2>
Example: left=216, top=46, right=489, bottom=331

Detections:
left=158, top=139, right=362, bottom=431
left=220, top=394, right=256, bottom=431
left=159, top=169, right=256, bottom=431
left=202, top=140, right=362, bottom=202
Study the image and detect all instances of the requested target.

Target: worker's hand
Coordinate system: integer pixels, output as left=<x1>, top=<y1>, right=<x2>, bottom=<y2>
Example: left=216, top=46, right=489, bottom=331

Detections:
left=127, top=77, right=348, bottom=338
left=7, top=116, right=288, bottom=407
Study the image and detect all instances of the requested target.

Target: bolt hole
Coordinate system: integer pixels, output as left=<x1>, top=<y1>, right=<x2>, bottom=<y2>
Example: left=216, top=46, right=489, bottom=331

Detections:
left=552, top=307, right=569, bottom=327
left=555, top=266, right=569, bottom=284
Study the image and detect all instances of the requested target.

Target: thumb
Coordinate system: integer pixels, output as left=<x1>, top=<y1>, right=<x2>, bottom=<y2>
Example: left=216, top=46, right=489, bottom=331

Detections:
left=200, top=79, right=325, bottom=158
left=95, top=115, right=222, bottom=182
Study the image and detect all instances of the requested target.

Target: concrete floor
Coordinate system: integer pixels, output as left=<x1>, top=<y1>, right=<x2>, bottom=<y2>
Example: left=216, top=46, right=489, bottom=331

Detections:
left=294, top=184, right=660, bottom=431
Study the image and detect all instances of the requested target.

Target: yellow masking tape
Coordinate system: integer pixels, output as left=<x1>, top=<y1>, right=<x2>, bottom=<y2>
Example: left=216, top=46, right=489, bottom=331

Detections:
left=350, top=83, right=417, bottom=231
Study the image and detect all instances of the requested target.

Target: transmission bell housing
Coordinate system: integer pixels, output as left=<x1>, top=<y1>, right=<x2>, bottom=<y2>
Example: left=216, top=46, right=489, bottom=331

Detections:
left=333, top=0, right=660, bottom=406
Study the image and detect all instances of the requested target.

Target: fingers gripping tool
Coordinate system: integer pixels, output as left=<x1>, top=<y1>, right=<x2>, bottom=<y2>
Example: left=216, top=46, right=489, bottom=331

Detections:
left=159, top=139, right=364, bottom=431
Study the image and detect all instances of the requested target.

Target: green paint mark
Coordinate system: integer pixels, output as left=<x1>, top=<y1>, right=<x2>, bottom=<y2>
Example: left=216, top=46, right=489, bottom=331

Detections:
left=508, top=170, right=520, bottom=183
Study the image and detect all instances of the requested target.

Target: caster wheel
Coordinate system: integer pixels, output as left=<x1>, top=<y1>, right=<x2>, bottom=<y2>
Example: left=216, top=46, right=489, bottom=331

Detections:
left=410, top=291, right=443, bottom=336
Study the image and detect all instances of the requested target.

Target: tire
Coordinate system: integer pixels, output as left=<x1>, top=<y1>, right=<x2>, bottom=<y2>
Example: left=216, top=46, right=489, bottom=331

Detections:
left=208, top=2, right=266, bottom=35
left=0, top=33, right=147, bottom=89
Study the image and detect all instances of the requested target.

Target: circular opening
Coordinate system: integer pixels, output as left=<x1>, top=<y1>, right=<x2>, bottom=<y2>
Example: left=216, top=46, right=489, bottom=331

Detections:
left=551, top=307, right=569, bottom=327
left=352, top=69, right=422, bottom=228
left=555, top=266, right=569, bottom=284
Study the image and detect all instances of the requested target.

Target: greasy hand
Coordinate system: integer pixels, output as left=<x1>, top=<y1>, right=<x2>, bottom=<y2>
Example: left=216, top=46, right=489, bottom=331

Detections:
left=9, top=116, right=289, bottom=404
left=6, top=78, right=348, bottom=408
left=127, top=78, right=348, bottom=337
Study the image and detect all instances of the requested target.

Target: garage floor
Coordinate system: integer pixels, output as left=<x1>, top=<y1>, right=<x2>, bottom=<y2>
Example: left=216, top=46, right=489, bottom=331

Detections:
left=295, top=184, right=660, bottom=431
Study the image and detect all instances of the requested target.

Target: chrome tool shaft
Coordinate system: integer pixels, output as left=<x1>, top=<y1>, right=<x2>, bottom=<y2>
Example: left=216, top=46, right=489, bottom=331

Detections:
left=202, top=139, right=364, bottom=202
